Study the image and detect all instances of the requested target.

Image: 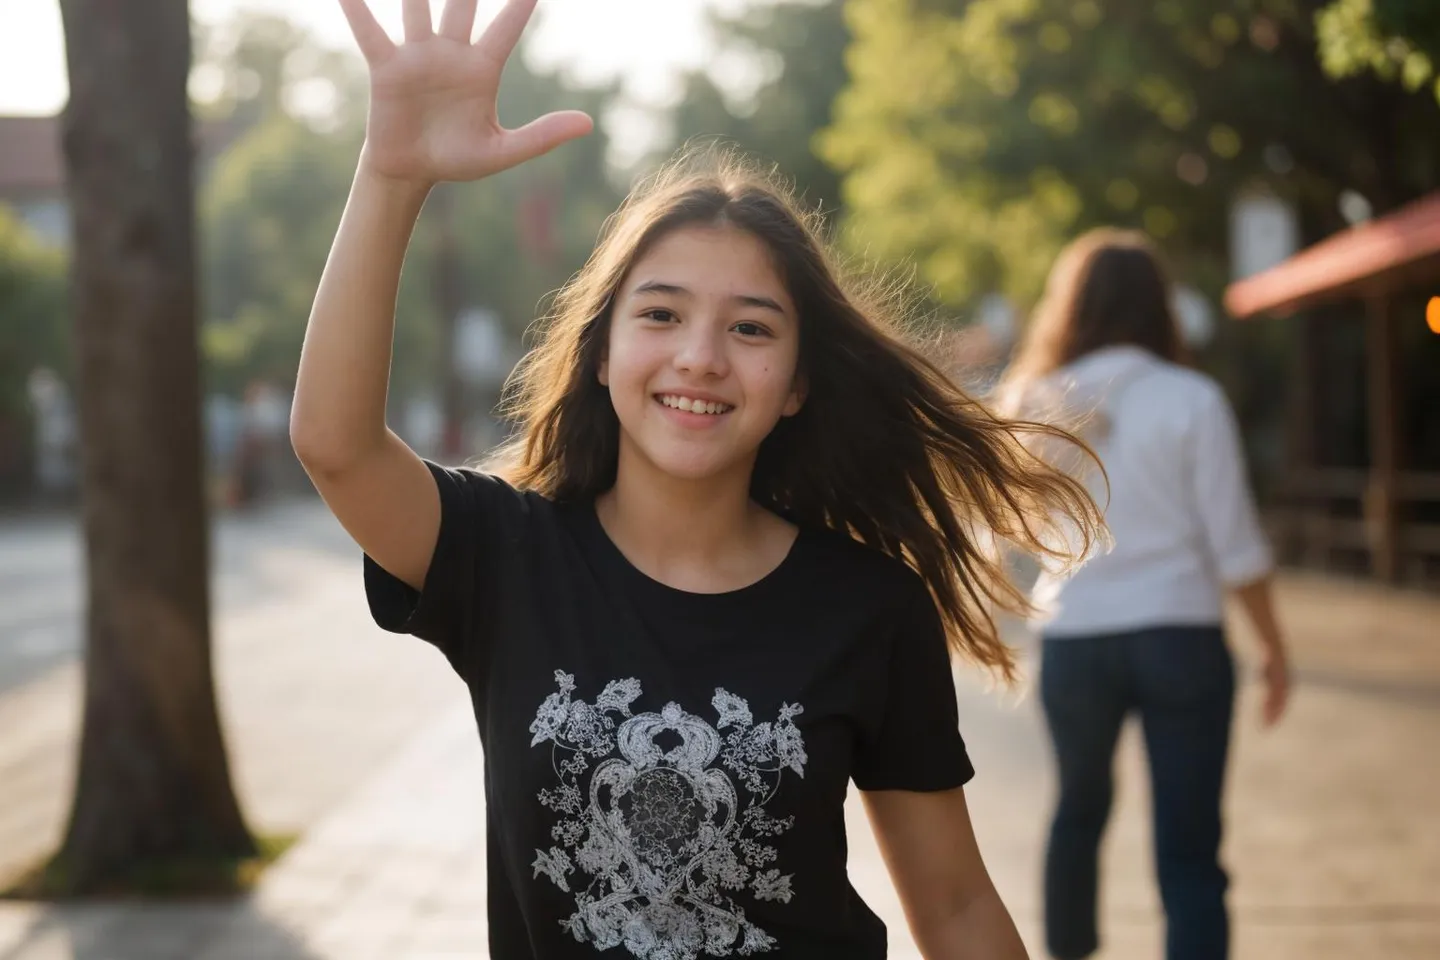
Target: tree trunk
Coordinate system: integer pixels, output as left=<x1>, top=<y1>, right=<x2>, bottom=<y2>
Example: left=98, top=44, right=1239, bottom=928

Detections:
left=56, top=0, right=254, bottom=891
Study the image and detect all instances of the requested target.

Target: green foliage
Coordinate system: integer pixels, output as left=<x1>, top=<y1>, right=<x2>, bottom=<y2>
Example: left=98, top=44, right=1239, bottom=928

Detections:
left=660, top=0, right=851, bottom=215
left=195, top=12, right=622, bottom=399
left=192, top=12, right=369, bottom=131
left=201, top=113, right=366, bottom=394
left=439, top=71, right=623, bottom=342
left=1317, top=0, right=1440, bottom=99
left=0, top=209, right=68, bottom=468
left=822, top=0, right=1440, bottom=313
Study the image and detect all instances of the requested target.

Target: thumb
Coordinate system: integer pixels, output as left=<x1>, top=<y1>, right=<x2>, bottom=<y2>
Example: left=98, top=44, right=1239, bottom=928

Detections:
left=497, top=110, right=595, bottom=168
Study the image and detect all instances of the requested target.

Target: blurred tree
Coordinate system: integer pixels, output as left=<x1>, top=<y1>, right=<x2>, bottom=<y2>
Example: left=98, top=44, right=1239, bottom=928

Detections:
left=659, top=0, right=851, bottom=214
left=194, top=13, right=385, bottom=394
left=0, top=210, right=67, bottom=495
left=821, top=0, right=1440, bottom=311
left=200, top=114, right=386, bottom=394
left=195, top=9, right=622, bottom=435
left=427, top=72, right=621, bottom=450
left=53, top=0, right=254, bottom=892
left=442, top=71, right=622, bottom=339
left=191, top=11, right=370, bottom=132
left=1318, top=0, right=1440, bottom=101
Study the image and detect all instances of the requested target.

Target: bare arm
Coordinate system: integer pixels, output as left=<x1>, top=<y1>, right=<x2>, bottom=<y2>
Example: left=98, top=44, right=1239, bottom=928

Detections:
left=1229, top=574, right=1290, bottom=726
left=863, top=788, right=1028, bottom=960
left=291, top=167, right=429, bottom=467
left=289, top=0, right=591, bottom=591
left=290, top=167, right=440, bottom=591
left=1186, top=385, right=1291, bottom=726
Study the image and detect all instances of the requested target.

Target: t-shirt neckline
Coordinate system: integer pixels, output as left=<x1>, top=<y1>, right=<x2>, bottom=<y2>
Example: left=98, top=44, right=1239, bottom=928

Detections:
left=577, top=498, right=809, bottom=609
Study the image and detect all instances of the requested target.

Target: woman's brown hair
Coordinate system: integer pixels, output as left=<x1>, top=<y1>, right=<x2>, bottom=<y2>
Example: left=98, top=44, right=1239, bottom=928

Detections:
left=1001, top=227, right=1187, bottom=390
left=487, top=144, right=1103, bottom=684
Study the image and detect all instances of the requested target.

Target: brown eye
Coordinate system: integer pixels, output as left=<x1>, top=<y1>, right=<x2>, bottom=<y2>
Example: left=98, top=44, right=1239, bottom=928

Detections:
left=642, top=308, right=678, bottom=324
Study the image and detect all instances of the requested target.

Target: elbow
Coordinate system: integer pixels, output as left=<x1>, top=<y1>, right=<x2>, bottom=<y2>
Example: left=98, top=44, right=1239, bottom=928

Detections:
left=287, top=410, right=328, bottom=467
left=1216, top=544, right=1275, bottom=591
left=289, top=414, right=379, bottom=476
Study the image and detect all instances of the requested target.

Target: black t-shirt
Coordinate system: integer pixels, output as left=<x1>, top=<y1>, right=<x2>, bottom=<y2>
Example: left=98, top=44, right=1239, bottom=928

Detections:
left=364, top=460, right=974, bottom=960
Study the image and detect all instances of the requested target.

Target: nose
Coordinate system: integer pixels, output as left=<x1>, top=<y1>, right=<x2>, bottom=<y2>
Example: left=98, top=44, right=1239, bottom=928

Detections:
left=673, top=318, right=729, bottom=378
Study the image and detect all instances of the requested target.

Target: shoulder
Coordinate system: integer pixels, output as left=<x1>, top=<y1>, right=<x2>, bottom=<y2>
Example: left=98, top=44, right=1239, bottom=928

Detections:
left=428, top=459, right=563, bottom=533
left=801, top=524, right=933, bottom=615
left=443, top=459, right=550, bottom=501
left=1156, top=362, right=1227, bottom=401
left=1130, top=362, right=1235, bottom=425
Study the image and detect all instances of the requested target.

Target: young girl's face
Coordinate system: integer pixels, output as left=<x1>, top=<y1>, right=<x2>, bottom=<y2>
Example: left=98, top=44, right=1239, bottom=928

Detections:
left=600, top=224, right=804, bottom=485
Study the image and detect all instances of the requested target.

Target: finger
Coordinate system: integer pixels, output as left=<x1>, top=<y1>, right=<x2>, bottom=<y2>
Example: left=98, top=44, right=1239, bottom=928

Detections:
left=438, top=0, right=479, bottom=40
left=477, top=0, right=539, bottom=62
left=337, top=0, right=396, bottom=62
left=402, top=0, right=434, bottom=40
left=496, top=110, right=594, bottom=168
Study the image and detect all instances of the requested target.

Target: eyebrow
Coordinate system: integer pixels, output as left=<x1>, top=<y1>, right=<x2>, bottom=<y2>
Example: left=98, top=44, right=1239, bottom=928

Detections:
left=629, top=280, right=788, bottom=316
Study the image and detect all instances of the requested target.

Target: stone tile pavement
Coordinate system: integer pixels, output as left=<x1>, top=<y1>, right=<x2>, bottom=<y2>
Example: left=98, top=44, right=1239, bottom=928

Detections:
left=0, top=517, right=466, bottom=895
left=0, top=544, right=1436, bottom=958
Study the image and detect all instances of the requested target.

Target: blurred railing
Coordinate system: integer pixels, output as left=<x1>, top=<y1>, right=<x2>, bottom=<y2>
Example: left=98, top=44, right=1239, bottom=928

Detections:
left=1265, top=466, right=1440, bottom=585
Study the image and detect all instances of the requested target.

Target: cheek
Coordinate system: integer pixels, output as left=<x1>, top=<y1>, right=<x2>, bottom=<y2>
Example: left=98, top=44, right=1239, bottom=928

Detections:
left=752, top=354, right=798, bottom=404
left=604, top=337, right=658, bottom=399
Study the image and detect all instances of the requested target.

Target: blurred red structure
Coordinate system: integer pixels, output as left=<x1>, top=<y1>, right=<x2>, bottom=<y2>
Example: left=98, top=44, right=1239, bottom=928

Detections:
left=1226, top=192, right=1440, bottom=585
left=1226, top=193, right=1440, bottom=319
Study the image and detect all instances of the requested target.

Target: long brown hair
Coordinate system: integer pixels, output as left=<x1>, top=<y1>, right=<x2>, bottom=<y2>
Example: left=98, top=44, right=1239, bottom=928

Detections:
left=1002, top=227, right=1186, bottom=390
left=488, top=144, right=1102, bottom=684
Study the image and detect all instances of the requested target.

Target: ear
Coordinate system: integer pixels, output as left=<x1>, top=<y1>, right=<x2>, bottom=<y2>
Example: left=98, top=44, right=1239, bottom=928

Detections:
left=782, top=371, right=807, bottom=417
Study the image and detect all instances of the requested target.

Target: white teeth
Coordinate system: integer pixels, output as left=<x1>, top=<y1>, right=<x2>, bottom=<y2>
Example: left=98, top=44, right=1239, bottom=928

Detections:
left=658, top=394, right=730, bottom=415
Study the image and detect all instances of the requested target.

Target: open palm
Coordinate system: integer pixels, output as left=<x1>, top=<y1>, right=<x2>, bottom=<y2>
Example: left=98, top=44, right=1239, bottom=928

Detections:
left=339, top=0, right=593, bottom=183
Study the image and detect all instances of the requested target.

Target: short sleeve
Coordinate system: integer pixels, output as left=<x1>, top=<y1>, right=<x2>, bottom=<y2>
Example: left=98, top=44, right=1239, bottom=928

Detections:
left=362, top=459, right=530, bottom=677
left=1190, top=386, right=1274, bottom=586
left=852, top=584, right=975, bottom=792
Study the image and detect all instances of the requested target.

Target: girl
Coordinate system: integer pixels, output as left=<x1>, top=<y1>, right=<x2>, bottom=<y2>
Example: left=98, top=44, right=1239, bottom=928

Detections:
left=293, top=1, right=1101, bottom=957
left=997, top=229, right=1291, bottom=960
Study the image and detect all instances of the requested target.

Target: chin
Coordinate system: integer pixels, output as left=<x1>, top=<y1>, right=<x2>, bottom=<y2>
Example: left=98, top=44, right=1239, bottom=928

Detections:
left=624, top=435, right=753, bottom=484
left=648, top=448, right=746, bottom=482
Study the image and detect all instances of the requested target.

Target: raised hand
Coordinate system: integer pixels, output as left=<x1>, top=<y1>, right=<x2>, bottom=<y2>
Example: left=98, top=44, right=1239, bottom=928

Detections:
left=338, top=0, right=593, bottom=184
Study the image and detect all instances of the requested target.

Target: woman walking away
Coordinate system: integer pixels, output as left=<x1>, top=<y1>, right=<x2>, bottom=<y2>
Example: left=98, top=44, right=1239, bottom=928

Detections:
left=291, top=1, right=1106, bottom=957
left=997, top=228, right=1291, bottom=960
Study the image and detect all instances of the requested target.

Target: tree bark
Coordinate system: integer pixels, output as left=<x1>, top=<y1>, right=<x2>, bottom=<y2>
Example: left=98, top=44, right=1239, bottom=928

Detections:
left=56, top=0, right=254, bottom=891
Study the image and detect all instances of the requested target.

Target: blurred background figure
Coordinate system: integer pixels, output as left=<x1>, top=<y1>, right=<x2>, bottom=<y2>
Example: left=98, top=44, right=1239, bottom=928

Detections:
left=25, top=366, right=76, bottom=503
left=997, top=229, right=1291, bottom=960
left=233, top=379, right=290, bottom=506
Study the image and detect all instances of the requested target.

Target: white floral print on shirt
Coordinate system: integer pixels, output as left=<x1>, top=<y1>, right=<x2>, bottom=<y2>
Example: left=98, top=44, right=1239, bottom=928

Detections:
left=528, top=670, right=808, bottom=959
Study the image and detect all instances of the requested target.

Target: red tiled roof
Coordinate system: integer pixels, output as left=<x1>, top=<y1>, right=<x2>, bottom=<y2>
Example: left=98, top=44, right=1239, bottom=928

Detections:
left=1225, top=191, right=1440, bottom=318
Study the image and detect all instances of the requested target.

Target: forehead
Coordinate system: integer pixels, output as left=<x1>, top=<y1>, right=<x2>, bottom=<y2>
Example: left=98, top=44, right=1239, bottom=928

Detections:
left=620, top=225, right=790, bottom=302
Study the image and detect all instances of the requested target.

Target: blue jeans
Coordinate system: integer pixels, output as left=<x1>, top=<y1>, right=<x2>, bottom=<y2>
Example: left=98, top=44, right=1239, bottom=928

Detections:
left=1040, top=626, right=1235, bottom=960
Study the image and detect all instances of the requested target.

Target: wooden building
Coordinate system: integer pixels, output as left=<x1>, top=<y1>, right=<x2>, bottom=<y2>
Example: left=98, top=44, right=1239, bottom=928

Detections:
left=1225, top=193, right=1440, bottom=585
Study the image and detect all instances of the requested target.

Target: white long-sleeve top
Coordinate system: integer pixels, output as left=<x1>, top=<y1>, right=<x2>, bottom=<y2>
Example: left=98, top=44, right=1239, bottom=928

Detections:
left=1018, top=345, right=1274, bottom=637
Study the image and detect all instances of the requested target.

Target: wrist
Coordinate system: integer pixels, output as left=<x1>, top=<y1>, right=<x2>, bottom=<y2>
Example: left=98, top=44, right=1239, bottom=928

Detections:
left=1258, top=636, right=1287, bottom=659
left=354, top=151, right=436, bottom=208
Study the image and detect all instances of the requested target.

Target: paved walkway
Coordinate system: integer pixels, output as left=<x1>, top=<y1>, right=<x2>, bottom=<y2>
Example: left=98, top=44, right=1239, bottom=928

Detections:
left=0, top=548, right=1436, bottom=957
left=0, top=507, right=464, bottom=894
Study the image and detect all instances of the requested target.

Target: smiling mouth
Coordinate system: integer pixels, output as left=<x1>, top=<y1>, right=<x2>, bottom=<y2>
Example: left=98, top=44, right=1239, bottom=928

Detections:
left=655, top=393, right=734, bottom=416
